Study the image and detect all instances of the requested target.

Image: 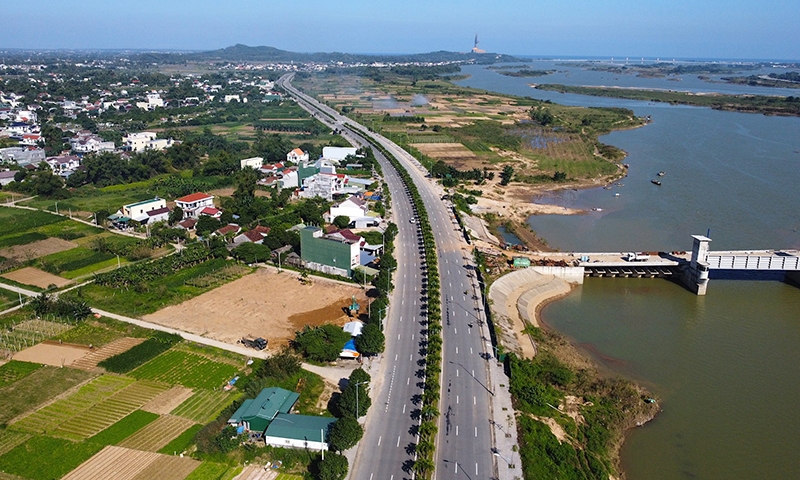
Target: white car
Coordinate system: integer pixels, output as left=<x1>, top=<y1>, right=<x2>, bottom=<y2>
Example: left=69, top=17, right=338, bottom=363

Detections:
left=409, top=218, right=416, bottom=224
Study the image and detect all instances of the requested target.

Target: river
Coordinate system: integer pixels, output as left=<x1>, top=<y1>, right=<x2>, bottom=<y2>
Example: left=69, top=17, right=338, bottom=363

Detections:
left=455, top=62, right=800, bottom=478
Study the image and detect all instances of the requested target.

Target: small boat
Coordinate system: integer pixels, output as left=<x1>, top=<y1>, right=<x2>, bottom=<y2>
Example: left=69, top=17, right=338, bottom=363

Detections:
left=651, top=179, right=662, bottom=186
left=592, top=207, right=604, bottom=212
left=614, top=192, right=620, bottom=197
left=657, top=171, right=666, bottom=176
left=603, top=185, right=613, bottom=190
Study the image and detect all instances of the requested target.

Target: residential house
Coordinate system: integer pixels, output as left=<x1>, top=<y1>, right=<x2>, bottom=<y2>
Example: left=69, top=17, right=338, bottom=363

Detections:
left=300, top=171, right=349, bottom=201
left=214, top=224, right=241, bottom=237
left=177, top=218, right=197, bottom=231
left=327, top=195, right=369, bottom=223
left=45, top=155, right=81, bottom=176
left=197, top=206, right=222, bottom=219
left=135, top=92, right=165, bottom=110
left=123, top=132, right=174, bottom=153
left=228, top=387, right=299, bottom=434
left=0, top=147, right=45, bottom=166
left=0, top=170, right=16, bottom=186
left=299, top=226, right=361, bottom=277
left=232, top=225, right=271, bottom=246
left=121, top=198, right=167, bottom=222
left=263, top=414, right=335, bottom=452
left=286, top=148, right=309, bottom=163
left=70, top=131, right=116, bottom=153
left=240, top=156, right=264, bottom=170
left=143, top=206, right=171, bottom=224
left=278, top=168, right=298, bottom=189
left=175, top=192, right=215, bottom=218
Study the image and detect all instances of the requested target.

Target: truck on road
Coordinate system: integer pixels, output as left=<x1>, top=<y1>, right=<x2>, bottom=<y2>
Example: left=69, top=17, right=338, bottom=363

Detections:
left=239, top=337, right=267, bottom=350
left=625, top=252, right=651, bottom=262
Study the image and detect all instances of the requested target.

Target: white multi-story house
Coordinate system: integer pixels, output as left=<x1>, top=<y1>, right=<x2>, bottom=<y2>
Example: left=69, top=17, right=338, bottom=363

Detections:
left=322, top=146, right=357, bottom=163
left=286, top=148, right=309, bottom=163
left=135, top=92, right=165, bottom=110
left=240, top=157, right=264, bottom=170
left=121, top=197, right=167, bottom=220
left=45, top=155, right=81, bottom=174
left=300, top=172, right=348, bottom=201
left=327, top=195, right=369, bottom=222
left=175, top=192, right=215, bottom=218
left=70, top=131, right=116, bottom=153
left=123, top=132, right=174, bottom=153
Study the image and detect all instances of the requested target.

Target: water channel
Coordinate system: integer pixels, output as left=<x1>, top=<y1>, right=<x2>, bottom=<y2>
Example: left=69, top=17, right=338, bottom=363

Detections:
left=455, top=62, right=800, bottom=478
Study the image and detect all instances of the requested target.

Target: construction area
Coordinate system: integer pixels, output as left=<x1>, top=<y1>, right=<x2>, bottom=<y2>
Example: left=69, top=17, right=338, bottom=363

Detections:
left=142, top=268, right=371, bottom=348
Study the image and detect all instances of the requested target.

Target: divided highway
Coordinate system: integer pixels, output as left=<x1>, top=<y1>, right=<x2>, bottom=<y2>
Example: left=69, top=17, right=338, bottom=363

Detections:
left=279, top=74, right=508, bottom=480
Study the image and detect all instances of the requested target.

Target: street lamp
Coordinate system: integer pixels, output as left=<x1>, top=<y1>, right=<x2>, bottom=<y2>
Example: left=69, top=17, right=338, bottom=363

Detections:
left=493, top=451, right=514, bottom=468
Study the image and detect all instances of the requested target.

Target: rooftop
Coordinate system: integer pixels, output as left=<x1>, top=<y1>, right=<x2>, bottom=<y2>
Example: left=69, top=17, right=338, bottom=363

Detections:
left=264, top=413, right=336, bottom=442
left=176, top=192, right=213, bottom=203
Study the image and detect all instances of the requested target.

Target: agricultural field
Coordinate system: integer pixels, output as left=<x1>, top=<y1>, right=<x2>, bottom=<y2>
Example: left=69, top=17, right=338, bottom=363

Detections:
left=0, top=288, right=21, bottom=310
left=0, top=365, right=95, bottom=424
left=171, top=389, right=241, bottom=423
left=61, top=445, right=200, bottom=480
left=0, top=435, right=105, bottom=479
left=117, top=414, right=197, bottom=452
left=86, top=410, right=159, bottom=446
left=0, top=317, right=77, bottom=356
left=55, top=316, right=154, bottom=347
left=0, top=361, right=42, bottom=388
left=1, top=266, right=72, bottom=289
left=0, top=430, right=32, bottom=456
left=78, top=257, right=247, bottom=316
left=183, top=462, right=241, bottom=480
left=130, top=350, right=239, bottom=390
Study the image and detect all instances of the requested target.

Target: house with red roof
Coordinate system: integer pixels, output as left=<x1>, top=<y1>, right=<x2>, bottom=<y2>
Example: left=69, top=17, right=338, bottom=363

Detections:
left=175, top=192, right=215, bottom=218
left=233, top=225, right=271, bottom=246
left=286, top=148, right=309, bottom=163
left=214, top=224, right=242, bottom=237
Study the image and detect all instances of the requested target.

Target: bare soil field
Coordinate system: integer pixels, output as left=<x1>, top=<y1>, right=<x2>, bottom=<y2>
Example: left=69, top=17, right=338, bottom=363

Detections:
left=62, top=445, right=199, bottom=480
left=70, top=337, right=146, bottom=372
left=141, top=386, right=195, bottom=415
left=413, top=143, right=478, bottom=161
left=0, top=237, right=76, bottom=262
left=142, top=268, right=369, bottom=348
left=2, top=266, right=71, bottom=289
left=13, top=342, right=90, bottom=367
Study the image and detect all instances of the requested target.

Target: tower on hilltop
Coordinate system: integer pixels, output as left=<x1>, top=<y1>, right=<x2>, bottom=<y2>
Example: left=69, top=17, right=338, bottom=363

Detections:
left=472, top=34, right=486, bottom=54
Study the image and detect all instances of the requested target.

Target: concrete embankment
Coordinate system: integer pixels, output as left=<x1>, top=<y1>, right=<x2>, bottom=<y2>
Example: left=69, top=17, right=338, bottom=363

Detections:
left=489, top=268, right=577, bottom=358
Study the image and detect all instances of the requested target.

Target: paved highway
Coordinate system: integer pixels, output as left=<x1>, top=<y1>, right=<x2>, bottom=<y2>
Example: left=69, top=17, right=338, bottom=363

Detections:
left=279, top=74, right=505, bottom=480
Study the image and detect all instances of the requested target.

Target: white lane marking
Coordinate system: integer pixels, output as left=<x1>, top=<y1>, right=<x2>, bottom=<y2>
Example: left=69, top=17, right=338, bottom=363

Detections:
left=469, top=328, right=472, bottom=335
left=395, top=354, right=398, bottom=361
left=456, top=395, right=459, bottom=404
left=410, top=354, right=413, bottom=361
left=454, top=328, right=457, bottom=334
left=454, top=462, right=457, bottom=473
left=378, top=436, right=382, bottom=446
left=455, top=347, right=458, bottom=354
left=398, top=334, right=401, bottom=340
left=403, top=404, right=406, bottom=413
left=456, top=425, right=459, bottom=436
left=412, top=333, right=415, bottom=340
left=476, top=463, right=479, bottom=475
left=397, top=435, right=401, bottom=447
left=407, top=377, right=410, bottom=385
left=370, top=474, right=373, bottom=480
left=456, top=369, right=459, bottom=377
left=472, top=370, right=475, bottom=377
left=470, top=347, right=473, bottom=354
left=474, top=396, right=476, bottom=405
left=475, top=427, right=478, bottom=437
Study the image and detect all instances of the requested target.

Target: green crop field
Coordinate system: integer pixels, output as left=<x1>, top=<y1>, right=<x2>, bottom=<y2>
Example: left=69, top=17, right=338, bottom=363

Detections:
left=0, top=208, right=65, bottom=240
left=184, top=462, right=242, bottom=480
left=51, top=380, right=169, bottom=440
left=11, top=374, right=134, bottom=434
left=171, top=389, right=241, bottom=423
left=0, top=366, right=94, bottom=425
left=158, top=424, right=203, bottom=455
left=0, top=431, right=31, bottom=456
left=276, top=474, right=304, bottom=480
left=0, top=435, right=103, bottom=480
left=35, top=247, right=116, bottom=278
left=131, top=350, right=239, bottom=390
left=0, top=361, right=42, bottom=388
left=87, top=409, right=159, bottom=446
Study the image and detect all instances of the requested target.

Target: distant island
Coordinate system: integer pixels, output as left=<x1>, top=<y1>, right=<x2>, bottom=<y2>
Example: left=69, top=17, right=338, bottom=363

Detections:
left=720, top=71, right=800, bottom=89
left=132, top=44, right=526, bottom=66
left=534, top=84, right=800, bottom=116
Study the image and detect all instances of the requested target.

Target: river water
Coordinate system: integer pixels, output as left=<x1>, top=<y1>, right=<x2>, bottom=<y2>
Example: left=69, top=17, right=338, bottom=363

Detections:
left=455, top=62, right=800, bottom=478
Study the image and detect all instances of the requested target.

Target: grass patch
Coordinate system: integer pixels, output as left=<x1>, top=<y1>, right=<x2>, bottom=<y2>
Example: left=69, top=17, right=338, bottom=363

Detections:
left=158, top=423, right=203, bottom=455
left=131, top=350, right=239, bottom=390
left=184, top=462, right=242, bottom=480
left=0, top=361, right=42, bottom=389
left=0, top=366, right=95, bottom=425
left=0, top=435, right=103, bottom=480
left=77, top=257, right=236, bottom=316
left=87, top=409, right=159, bottom=446
left=0, top=207, right=65, bottom=240
left=98, top=332, right=182, bottom=374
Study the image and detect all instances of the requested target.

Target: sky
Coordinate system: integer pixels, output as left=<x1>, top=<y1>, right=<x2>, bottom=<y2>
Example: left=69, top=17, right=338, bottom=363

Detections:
left=2, top=0, right=798, bottom=60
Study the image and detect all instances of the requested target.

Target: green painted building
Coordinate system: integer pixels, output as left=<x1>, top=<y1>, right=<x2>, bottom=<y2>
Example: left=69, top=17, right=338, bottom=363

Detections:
left=228, top=387, right=299, bottom=432
left=263, top=413, right=337, bottom=451
left=300, top=226, right=360, bottom=277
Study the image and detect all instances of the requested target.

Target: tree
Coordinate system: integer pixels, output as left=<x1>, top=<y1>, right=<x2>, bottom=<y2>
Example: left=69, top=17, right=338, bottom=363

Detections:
left=214, top=425, right=241, bottom=453
left=337, top=381, right=371, bottom=418
left=316, top=452, right=348, bottom=480
left=327, top=416, right=363, bottom=452
left=332, top=215, right=350, bottom=229
left=168, top=206, right=184, bottom=225
left=500, top=165, right=514, bottom=186
left=355, top=323, right=385, bottom=356
left=196, top=215, right=222, bottom=237
left=349, top=368, right=371, bottom=385
left=31, top=171, right=64, bottom=196
left=231, top=242, right=270, bottom=263
left=292, top=324, right=351, bottom=363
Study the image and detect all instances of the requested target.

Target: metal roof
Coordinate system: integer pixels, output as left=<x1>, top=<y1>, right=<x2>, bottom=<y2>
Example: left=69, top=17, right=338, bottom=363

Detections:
left=264, top=413, right=336, bottom=442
